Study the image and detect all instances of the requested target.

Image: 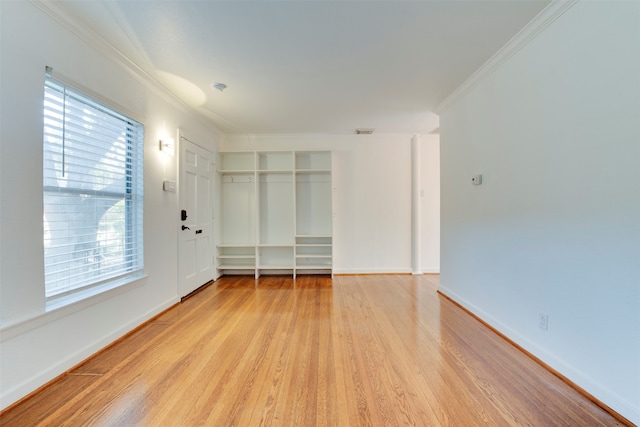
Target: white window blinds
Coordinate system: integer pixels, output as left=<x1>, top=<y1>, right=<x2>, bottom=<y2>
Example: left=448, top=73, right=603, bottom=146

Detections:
left=43, top=76, right=144, bottom=299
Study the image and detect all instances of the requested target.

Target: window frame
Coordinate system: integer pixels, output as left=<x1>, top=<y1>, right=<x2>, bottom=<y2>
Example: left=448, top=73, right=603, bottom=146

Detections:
left=42, top=73, right=145, bottom=307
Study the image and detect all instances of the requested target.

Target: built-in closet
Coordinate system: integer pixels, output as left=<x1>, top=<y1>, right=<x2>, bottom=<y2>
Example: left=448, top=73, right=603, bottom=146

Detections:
left=217, top=151, right=333, bottom=278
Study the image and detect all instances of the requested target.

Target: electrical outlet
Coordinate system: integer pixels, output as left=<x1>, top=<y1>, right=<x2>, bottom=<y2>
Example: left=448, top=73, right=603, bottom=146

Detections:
left=538, top=313, right=549, bottom=331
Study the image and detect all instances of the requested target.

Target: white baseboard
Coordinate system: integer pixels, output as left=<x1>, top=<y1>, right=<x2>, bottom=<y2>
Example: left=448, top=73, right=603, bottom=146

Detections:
left=438, top=285, right=639, bottom=425
left=0, top=297, right=179, bottom=411
left=333, top=268, right=412, bottom=275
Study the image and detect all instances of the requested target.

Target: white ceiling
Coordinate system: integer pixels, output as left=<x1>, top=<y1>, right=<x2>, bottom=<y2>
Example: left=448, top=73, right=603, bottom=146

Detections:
left=53, top=1, right=551, bottom=135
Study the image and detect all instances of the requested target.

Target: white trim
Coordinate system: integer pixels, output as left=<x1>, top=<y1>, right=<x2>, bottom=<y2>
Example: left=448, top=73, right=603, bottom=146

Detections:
left=45, top=273, right=146, bottom=312
left=0, top=275, right=148, bottom=342
left=0, top=296, right=178, bottom=411
left=333, top=268, right=412, bottom=275
left=436, top=0, right=579, bottom=114
left=45, top=68, right=145, bottom=125
left=408, top=269, right=440, bottom=275
left=30, top=1, right=176, bottom=109
left=28, top=0, right=222, bottom=136
left=438, top=284, right=640, bottom=425
left=411, top=134, right=421, bottom=275
left=222, top=132, right=419, bottom=144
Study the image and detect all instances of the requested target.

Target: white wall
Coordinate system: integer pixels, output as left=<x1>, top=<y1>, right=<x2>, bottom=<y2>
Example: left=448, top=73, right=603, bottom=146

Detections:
left=0, top=1, right=220, bottom=409
left=438, top=1, right=639, bottom=423
left=420, top=134, right=440, bottom=273
left=222, top=134, right=440, bottom=274
left=0, top=0, right=441, bottom=411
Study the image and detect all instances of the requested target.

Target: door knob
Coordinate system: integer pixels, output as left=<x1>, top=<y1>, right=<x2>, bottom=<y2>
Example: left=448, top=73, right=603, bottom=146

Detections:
left=182, top=225, right=190, bottom=231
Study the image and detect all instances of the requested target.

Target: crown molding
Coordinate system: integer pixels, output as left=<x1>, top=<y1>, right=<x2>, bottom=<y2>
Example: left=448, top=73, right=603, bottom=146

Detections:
left=436, top=0, right=579, bottom=114
left=28, top=0, right=222, bottom=134
left=223, top=132, right=419, bottom=140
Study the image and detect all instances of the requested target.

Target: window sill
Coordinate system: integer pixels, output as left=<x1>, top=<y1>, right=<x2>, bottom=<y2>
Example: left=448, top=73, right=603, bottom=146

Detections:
left=45, top=272, right=147, bottom=312
left=1, top=274, right=148, bottom=342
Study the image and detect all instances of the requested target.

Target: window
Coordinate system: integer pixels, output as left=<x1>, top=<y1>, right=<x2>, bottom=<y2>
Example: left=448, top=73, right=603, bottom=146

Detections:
left=43, top=75, right=144, bottom=302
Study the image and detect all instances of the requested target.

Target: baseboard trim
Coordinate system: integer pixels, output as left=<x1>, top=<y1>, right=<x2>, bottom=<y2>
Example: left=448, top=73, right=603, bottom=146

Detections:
left=437, top=287, right=636, bottom=427
left=333, top=268, right=412, bottom=275
left=181, top=280, right=215, bottom=301
left=334, top=272, right=412, bottom=276
left=0, top=298, right=179, bottom=413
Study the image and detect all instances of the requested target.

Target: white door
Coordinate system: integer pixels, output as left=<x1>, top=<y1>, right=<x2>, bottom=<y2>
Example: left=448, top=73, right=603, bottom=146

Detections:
left=178, top=135, right=214, bottom=297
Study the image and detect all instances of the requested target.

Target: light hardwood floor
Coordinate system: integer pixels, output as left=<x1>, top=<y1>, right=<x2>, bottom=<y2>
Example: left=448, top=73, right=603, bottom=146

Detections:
left=1, top=275, right=625, bottom=426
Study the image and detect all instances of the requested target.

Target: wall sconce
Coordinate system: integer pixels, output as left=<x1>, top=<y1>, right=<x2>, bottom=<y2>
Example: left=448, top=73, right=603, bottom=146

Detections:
left=159, top=138, right=175, bottom=156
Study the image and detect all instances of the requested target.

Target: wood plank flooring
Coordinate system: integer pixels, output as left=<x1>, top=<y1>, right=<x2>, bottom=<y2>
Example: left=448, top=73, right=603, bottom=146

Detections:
left=0, top=275, right=625, bottom=426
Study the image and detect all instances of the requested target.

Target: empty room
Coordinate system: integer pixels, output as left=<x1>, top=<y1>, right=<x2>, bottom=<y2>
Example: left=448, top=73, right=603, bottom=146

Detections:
left=0, top=0, right=638, bottom=425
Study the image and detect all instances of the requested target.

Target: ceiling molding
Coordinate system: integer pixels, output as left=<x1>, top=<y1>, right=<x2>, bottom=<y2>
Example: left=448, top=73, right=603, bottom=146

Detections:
left=435, top=0, right=579, bottom=115
left=28, top=0, right=223, bottom=134
left=225, top=132, right=419, bottom=139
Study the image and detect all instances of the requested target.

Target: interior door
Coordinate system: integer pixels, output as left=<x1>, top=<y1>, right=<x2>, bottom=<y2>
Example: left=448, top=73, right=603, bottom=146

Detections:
left=178, top=134, right=214, bottom=297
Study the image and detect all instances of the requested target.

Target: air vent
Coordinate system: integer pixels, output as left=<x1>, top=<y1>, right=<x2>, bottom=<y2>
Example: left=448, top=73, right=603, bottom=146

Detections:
left=355, top=129, right=374, bottom=135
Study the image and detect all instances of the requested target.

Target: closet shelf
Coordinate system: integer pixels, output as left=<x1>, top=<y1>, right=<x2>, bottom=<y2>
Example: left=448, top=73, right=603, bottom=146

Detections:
left=295, top=169, right=331, bottom=173
left=218, top=265, right=256, bottom=270
left=218, top=255, right=256, bottom=259
left=258, top=265, right=295, bottom=270
left=296, top=256, right=331, bottom=260
left=218, top=150, right=332, bottom=278
left=296, top=265, right=332, bottom=270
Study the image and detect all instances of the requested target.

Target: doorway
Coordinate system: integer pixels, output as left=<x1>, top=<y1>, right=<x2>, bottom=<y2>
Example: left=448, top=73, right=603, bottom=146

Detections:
left=178, top=132, right=214, bottom=297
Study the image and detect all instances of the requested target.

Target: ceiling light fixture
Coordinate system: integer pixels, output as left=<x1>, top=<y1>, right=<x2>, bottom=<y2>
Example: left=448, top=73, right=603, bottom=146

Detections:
left=211, top=82, right=227, bottom=92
